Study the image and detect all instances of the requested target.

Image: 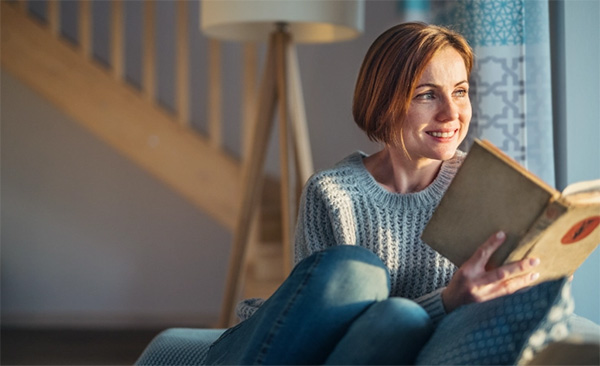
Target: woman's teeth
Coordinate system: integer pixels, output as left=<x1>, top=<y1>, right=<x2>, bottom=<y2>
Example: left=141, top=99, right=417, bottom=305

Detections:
left=429, top=131, right=456, bottom=138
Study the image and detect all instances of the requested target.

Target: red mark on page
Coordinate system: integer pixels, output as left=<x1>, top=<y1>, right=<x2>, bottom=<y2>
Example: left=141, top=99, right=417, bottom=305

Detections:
left=561, top=216, right=600, bottom=245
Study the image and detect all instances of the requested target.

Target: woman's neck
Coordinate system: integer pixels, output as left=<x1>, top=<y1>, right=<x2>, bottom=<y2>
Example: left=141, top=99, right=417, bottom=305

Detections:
left=363, top=146, right=443, bottom=194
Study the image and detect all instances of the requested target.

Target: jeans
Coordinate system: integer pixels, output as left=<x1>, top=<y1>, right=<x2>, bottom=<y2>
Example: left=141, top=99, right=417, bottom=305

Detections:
left=205, top=245, right=434, bottom=365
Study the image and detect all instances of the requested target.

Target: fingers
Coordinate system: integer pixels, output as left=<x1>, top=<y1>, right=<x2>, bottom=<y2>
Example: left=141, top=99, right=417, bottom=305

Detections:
left=483, top=257, right=540, bottom=284
left=476, top=271, right=540, bottom=302
left=444, top=231, right=543, bottom=312
left=470, top=256, right=540, bottom=301
left=464, top=231, right=506, bottom=270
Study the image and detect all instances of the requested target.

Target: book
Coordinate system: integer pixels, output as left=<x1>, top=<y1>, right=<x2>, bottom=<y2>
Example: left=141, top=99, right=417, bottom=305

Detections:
left=421, top=139, right=600, bottom=282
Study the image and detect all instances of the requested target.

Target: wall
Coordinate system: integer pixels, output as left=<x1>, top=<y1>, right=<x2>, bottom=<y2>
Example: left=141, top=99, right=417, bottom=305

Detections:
left=558, top=0, right=600, bottom=323
left=1, top=70, right=230, bottom=327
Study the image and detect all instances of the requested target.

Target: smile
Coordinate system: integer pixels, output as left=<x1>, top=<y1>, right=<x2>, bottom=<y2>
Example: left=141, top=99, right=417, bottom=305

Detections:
left=427, top=130, right=457, bottom=138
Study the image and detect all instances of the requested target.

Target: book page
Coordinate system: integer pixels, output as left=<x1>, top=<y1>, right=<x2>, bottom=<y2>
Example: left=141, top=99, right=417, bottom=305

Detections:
left=562, top=179, right=600, bottom=197
left=525, top=204, right=600, bottom=282
left=561, top=179, right=600, bottom=206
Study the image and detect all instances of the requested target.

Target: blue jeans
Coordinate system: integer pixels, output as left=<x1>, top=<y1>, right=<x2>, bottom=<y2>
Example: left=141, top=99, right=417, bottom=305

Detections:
left=205, top=245, right=433, bottom=365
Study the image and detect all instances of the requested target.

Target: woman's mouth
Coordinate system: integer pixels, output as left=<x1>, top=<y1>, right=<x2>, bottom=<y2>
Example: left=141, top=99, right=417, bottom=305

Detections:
left=427, top=130, right=457, bottom=138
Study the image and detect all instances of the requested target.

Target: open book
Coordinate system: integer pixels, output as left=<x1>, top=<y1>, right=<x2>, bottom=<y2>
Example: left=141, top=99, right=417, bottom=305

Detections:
left=421, top=139, right=600, bottom=282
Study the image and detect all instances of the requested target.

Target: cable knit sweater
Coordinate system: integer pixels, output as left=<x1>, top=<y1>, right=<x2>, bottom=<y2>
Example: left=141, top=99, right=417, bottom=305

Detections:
left=236, top=150, right=465, bottom=324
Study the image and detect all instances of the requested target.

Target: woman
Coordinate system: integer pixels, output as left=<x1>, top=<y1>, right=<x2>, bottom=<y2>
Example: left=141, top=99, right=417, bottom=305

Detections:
left=205, top=22, right=540, bottom=365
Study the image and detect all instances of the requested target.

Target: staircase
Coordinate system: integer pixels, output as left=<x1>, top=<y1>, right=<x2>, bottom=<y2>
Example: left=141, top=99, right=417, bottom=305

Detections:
left=0, top=0, right=285, bottom=310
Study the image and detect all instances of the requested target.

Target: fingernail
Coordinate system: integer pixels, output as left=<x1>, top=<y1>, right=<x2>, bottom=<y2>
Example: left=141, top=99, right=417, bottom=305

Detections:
left=496, top=231, right=505, bottom=240
left=529, top=258, right=541, bottom=267
left=531, top=272, right=540, bottom=281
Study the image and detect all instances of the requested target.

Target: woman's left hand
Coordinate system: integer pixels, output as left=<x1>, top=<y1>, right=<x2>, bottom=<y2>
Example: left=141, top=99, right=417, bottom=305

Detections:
left=441, top=231, right=541, bottom=313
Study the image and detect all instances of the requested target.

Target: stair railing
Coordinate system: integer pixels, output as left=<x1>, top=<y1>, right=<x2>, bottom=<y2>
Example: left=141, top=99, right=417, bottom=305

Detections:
left=13, top=0, right=259, bottom=155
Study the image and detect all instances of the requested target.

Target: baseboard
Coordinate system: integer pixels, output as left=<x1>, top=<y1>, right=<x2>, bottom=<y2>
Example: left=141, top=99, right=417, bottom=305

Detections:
left=1, top=311, right=220, bottom=329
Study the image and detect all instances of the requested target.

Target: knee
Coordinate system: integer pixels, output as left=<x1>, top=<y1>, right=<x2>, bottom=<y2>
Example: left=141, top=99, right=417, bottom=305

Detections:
left=293, top=245, right=390, bottom=302
left=320, top=246, right=388, bottom=289
left=296, top=245, right=387, bottom=278
left=368, top=298, right=433, bottom=338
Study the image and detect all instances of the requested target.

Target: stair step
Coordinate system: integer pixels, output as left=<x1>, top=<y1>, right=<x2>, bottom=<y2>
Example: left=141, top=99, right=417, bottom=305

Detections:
left=259, top=175, right=283, bottom=242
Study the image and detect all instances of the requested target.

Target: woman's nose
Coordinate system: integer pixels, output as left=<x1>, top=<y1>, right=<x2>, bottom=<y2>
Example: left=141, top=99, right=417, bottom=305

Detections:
left=436, top=96, right=460, bottom=122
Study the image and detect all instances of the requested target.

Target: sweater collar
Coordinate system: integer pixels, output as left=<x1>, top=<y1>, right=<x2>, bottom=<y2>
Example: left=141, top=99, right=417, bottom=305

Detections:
left=346, top=151, right=465, bottom=208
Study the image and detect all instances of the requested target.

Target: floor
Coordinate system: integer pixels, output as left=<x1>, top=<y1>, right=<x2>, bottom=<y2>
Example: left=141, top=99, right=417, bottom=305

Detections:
left=1, top=327, right=164, bottom=365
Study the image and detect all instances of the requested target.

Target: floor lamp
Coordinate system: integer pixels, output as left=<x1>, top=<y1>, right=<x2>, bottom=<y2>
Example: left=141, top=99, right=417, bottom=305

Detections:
left=201, top=0, right=365, bottom=327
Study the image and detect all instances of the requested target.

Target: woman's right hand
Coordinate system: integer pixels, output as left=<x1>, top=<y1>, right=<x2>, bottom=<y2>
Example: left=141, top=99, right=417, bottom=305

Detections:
left=441, top=231, right=541, bottom=313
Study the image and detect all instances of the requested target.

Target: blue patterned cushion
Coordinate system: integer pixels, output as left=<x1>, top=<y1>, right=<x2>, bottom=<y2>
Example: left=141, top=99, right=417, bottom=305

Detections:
left=135, top=328, right=225, bottom=366
left=416, top=278, right=573, bottom=365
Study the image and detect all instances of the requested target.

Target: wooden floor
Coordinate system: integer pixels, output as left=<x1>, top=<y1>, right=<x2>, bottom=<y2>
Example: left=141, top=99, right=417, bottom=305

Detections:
left=1, top=327, right=164, bottom=365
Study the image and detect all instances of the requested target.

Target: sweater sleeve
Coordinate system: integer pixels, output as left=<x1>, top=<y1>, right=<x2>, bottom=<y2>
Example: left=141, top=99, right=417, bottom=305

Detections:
left=414, top=287, right=447, bottom=325
left=235, top=297, right=265, bottom=322
left=294, top=175, right=338, bottom=263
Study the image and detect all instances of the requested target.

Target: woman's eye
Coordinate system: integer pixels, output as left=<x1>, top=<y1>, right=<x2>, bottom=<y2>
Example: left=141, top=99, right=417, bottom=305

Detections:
left=454, top=89, right=468, bottom=97
left=416, top=91, right=434, bottom=100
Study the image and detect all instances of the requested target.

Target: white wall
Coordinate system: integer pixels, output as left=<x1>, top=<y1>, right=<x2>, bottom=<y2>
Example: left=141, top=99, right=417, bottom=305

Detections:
left=1, top=71, right=230, bottom=327
left=562, top=0, right=600, bottom=324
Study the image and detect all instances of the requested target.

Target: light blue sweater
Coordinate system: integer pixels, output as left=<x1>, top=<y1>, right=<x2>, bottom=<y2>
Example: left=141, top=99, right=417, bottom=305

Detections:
left=237, top=150, right=465, bottom=324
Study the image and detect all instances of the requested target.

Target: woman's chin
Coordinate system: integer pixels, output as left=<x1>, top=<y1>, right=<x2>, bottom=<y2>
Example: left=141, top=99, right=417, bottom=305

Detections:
left=431, top=148, right=459, bottom=161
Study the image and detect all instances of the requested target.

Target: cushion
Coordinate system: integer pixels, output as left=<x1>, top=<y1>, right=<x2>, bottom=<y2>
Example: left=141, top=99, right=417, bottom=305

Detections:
left=135, top=328, right=225, bottom=366
left=416, top=277, right=574, bottom=365
left=526, top=337, right=600, bottom=365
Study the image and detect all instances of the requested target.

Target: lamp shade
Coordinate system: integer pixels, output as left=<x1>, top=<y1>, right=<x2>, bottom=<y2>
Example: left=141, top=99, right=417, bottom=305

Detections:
left=201, top=0, right=365, bottom=43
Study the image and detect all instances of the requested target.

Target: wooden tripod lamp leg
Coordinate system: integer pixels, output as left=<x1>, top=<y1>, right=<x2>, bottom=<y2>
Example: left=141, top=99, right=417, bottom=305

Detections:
left=218, top=28, right=315, bottom=326
left=282, top=35, right=315, bottom=270
left=218, top=35, right=278, bottom=328
left=286, top=41, right=314, bottom=186
left=274, top=30, right=295, bottom=275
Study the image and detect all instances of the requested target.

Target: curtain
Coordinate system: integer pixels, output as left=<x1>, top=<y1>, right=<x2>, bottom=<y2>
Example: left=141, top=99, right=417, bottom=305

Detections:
left=434, top=0, right=556, bottom=186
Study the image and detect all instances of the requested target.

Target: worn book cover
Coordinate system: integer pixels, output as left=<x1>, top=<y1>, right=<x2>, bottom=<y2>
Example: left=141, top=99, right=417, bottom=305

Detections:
left=422, top=139, right=600, bottom=282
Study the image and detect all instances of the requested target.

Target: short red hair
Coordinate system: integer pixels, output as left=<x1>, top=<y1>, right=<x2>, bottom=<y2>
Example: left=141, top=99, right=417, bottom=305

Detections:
left=353, top=22, right=474, bottom=146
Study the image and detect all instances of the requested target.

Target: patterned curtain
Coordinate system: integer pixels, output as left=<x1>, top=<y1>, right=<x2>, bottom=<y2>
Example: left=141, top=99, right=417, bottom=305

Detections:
left=434, top=0, right=556, bottom=186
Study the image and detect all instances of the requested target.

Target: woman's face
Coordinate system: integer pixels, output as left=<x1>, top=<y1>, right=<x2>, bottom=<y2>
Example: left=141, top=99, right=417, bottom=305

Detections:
left=400, top=46, right=471, bottom=162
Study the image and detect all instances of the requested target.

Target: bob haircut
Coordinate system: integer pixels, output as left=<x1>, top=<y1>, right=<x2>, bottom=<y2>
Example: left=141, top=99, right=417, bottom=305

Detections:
left=353, top=22, right=474, bottom=146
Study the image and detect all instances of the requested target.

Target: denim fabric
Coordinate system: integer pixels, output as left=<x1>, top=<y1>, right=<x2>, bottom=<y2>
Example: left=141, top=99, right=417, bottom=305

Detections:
left=205, top=245, right=432, bottom=365
left=325, top=297, right=433, bottom=365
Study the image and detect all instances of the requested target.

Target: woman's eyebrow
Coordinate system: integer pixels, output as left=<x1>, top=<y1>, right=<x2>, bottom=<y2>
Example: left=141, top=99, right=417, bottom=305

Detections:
left=415, top=83, right=437, bottom=89
left=415, top=80, right=469, bottom=89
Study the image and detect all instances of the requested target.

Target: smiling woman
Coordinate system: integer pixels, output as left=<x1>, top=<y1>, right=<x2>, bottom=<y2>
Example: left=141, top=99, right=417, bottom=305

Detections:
left=353, top=23, right=474, bottom=193
left=379, top=46, right=471, bottom=171
left=198, top=22, right=544, bottom=365
left=134, top=20, right=598, bottom=366
left=352, top=23, right=473, bottom=149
